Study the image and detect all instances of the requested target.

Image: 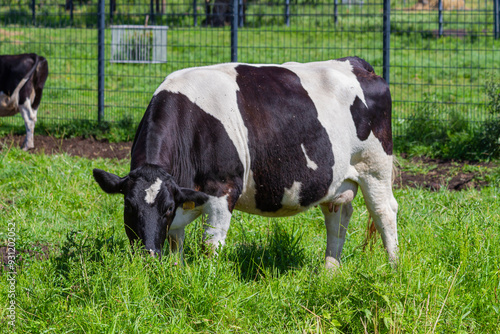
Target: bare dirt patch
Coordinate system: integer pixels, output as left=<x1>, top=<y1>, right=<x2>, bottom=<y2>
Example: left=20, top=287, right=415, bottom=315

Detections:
left=395, top=155, right=496, bottom=191
left=1, top=134, right=131, bottom=160
left=0, top=28, right=24, bottom=39
left=1, top=243, right=52, bottom=270
left=409, top=0, right=466, bottom=10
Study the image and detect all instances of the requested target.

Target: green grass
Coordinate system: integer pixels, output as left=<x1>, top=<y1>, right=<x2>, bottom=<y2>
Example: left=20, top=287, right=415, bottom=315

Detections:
left=1, top=147, right=499, bottom=332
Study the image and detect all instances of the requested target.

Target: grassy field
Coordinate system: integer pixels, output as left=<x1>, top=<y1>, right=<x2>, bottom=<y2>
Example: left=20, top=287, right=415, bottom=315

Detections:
left=1, top=146, right=499, bottom=332
left=0, top=1, right=499, bottom=331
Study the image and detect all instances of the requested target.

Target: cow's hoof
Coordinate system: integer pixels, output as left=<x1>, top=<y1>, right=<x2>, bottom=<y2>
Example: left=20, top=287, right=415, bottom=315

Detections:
left=325, top=256, right=341, bottom=270
left=21, top=144, right=34, bottom=151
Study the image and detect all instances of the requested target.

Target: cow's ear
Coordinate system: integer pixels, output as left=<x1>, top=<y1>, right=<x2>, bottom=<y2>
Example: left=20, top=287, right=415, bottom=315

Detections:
left=93, top=169, right=127, bottom=194
left=175, top=187, right=209, bottom=209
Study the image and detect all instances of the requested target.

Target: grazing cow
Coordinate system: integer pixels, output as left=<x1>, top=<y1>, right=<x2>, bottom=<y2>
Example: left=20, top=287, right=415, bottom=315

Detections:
left=93, top=57, right=398, bottom=268
left=0, top=53, right=49, bottom=150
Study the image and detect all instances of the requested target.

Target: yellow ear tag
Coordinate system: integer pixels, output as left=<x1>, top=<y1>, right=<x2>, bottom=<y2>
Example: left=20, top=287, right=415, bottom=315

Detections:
left=182, top=201, right=195, bottom=210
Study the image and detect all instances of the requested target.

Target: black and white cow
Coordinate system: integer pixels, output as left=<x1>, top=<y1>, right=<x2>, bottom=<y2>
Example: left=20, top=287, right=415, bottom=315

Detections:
left=0, top=53, right=49, bottom=150
left=93, top=57, right=398, bottom=268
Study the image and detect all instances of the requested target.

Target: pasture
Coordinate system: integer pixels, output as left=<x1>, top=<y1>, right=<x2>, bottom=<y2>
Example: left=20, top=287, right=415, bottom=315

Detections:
left=1, top=145, right=499, bottom=332
left=0, top=1, right=499, bottom=331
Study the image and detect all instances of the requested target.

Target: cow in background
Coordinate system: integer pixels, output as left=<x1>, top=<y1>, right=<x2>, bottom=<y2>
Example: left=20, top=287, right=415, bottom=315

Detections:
left=204, top=0, right=247, bottom=27
left=0, top=53, right=49, bottom=150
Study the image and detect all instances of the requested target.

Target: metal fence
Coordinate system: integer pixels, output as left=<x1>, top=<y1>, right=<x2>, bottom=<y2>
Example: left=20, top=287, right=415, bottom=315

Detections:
left=1, top=0, right=499, bottom=137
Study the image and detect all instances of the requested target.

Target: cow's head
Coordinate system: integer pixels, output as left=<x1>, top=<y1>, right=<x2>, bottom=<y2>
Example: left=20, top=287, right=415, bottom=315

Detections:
left=93, top=164, right=209, bottom=256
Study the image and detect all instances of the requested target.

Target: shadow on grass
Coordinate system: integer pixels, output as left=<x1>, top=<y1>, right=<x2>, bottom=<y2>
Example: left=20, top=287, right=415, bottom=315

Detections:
left=54, top=229, right=127, bottom=280
left=52, top=222, right=307, bottom=283
left=225, top=222, right=307, bottom=281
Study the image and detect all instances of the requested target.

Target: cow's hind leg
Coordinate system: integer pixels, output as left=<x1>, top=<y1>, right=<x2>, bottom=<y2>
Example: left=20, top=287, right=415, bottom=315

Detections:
left=19, top=100, right=37, bottom=150
left=321, top=202, right=354, bottom=269
left=358, top=170, right=399, bottom=266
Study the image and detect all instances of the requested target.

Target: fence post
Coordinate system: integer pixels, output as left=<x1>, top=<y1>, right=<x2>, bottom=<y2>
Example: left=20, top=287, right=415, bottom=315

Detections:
left=150, top=0, right=155, bottom=24
left=69, top=0, right=74, bottom=23
left=334, top=0, right=338, bottom=25
left=438, top=0, right=443, bottom=38
left=495, top=0, right=499, bottom=39
left=110, top=0, right=114, bottom=23
left=239, top=0, right=244, bottom=27
left=193, top=0, right=198, bottom=27
left=98, top=0, right=105, bottom=123
left=32, top=0, right=36, bottom=25
left=285, top=0, right=290, bottom=26
left=231, top=0, right=238, bottom=62
left=383, top=0, right=390, bottom=84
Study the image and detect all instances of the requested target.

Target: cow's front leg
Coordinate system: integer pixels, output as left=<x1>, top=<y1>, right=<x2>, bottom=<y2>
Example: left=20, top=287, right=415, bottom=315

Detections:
left=167, top=227, right=186, bottom=265
left=168, top=228, right=185, bottom=253
left=19, top=101, right=37, bottom=150
left=321, top=202, right=354, bottom=269
left=169, top=205, right=205, bottom=257
left=202, top=195, right=233, bottom=254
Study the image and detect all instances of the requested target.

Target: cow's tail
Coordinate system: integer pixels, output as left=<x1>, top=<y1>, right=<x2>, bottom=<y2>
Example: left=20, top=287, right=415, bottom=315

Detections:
left=32, top=56, right=49, bottom=110
left=16, top=55, right=39, bottom=97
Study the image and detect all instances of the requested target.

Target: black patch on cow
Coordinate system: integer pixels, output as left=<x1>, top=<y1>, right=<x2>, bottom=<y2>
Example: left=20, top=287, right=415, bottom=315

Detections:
left=130, top=90, right=244, bottom=210
left=235, top=65, right=334, bottom=213
left=341, top=57, right=393, bottom=155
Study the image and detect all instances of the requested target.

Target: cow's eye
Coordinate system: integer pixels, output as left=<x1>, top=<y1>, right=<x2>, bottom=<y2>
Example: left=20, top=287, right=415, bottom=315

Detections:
left=164, top=205, right=174, bottom=216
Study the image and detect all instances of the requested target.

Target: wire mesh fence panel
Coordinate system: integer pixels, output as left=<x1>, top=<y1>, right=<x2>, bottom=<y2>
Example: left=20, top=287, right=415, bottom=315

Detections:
left=1, top=0, right=499, bottom=137
left=103, top=0, right=233, bottom=124
left=390, top=0, right=500, bottom=136
left=237, top=0, right=384, bottom=73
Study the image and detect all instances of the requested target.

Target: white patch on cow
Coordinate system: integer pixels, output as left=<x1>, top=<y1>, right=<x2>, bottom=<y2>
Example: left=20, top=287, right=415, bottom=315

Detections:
left=18, top=99, right=36, bottom=150
left=284, top=60, right=367, bottom=108
left=234, top=169, right=256, bottom=212
left=202, top=195, right=232, bottom=252
left=170, top=206, right=203, bottom=231
left=154, top=64, right=252, bottom=195
left=144, top=178, right=162, bottom=204
left=301, top=144, right=318, bottom=170
left=170, top=195, right=233, bottom=253
left=281, top=181, right=302, bottom=210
